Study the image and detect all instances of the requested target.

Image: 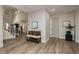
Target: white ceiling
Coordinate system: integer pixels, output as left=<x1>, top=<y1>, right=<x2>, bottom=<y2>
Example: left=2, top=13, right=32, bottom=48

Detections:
left=11, top=5, right=79, bottom=15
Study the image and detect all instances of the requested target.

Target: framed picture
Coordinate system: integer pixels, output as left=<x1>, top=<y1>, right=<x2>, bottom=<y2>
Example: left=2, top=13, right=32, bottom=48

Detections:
left=32, top=21, right=38, bottom=29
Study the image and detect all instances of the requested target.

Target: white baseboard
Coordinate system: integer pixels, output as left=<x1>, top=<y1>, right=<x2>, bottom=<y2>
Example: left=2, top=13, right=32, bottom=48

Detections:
left=50, top=37, right=65, bottom=39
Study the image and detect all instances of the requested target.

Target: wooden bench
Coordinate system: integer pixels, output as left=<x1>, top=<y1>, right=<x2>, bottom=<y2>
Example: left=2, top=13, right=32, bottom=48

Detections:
left=26, top=31, right=41, bottom=43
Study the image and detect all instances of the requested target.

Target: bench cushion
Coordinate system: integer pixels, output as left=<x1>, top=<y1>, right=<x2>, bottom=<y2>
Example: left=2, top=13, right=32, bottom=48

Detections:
left=26, top=35, right=41, bottom=38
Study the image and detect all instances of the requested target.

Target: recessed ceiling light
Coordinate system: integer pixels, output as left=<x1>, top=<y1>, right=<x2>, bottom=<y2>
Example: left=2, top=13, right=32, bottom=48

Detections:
left=52, top=8, right=55, bottom=11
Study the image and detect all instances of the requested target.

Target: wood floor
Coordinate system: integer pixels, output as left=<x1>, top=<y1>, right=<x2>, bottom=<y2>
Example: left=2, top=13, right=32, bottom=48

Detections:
left=0, top=36, right=79, bottom=54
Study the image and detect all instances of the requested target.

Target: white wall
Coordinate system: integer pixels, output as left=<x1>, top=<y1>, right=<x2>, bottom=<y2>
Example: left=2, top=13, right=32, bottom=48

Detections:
left=28, top=10, right=50, bottom=43
left=50, top=16, right=59, bottom=38
left=75, top=10, right=79, bottom=43
left=49, top=16, right=53, bottom=37
left=52, top=16, right=59, bottom=38
left=45, top=11, right=50, bottom=42
left=0, top=6, right=3, bottom=48
left=50, top=12, right=75, bottom=39
left=3, top=7, right=15, bottom=24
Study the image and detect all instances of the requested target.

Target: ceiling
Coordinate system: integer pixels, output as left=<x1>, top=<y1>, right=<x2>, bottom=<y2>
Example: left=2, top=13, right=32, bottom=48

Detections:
left=10, top=5, right=79, bottom=15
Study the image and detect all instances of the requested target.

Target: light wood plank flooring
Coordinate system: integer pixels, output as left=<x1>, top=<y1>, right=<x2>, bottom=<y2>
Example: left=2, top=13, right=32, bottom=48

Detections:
left=0, top=36, right=79, bottom=54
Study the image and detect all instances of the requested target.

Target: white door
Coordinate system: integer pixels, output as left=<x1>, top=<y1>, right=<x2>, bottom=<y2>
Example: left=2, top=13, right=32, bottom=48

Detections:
left=52, top=17, right=59, bottom=38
